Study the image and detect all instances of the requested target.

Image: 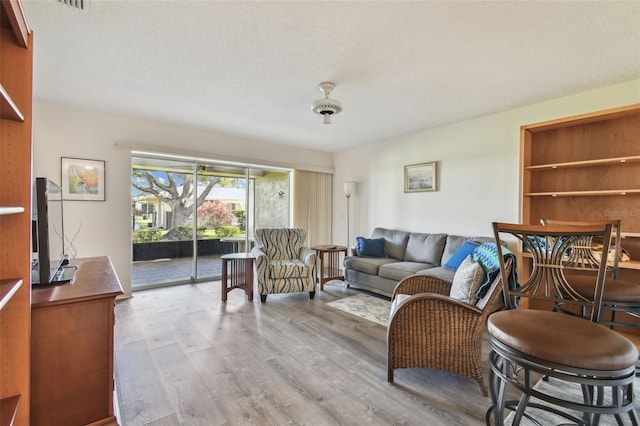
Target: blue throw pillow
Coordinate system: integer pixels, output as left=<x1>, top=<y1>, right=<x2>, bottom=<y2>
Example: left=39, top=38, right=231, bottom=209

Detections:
left=444, top=240, right=480, bottom=270
left=356, top=237, right=386, bottom=258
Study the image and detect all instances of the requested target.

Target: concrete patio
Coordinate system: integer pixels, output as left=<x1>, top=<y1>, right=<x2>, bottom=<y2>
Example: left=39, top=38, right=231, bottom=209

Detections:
left=131, top=255, right=224, bottom=290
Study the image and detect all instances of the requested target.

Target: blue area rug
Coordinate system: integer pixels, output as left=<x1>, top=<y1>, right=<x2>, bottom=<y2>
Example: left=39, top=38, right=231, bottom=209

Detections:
left=326, top=293, right=390, bottom=326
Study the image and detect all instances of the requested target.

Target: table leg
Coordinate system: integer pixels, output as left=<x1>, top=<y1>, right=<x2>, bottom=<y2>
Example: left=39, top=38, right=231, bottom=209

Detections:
left=319, top=253, right=326, bottom=291
left=222, top=258, right=229, bottom=302
left=246, top=260, right=253, bottom=302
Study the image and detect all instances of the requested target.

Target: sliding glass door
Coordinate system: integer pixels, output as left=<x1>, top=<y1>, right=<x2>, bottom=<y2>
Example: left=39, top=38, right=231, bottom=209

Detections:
left=131, top=154, right=291, bottom=291
left=131, top=157, right=196, bottom=288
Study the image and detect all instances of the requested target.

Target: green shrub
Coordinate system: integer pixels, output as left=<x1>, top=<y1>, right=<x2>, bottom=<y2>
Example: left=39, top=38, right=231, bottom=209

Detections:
left=215, top=226, right=241, bottom=238
left=132, top=228, right=165, bottom=243
left=175, top=225, right=206, bottom=241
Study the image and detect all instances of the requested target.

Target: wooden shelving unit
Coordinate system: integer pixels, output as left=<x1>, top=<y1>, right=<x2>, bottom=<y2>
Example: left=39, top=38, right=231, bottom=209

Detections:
left=0, top=0, right=32, bottom=425
left=520, top=103, right=640, bottom=333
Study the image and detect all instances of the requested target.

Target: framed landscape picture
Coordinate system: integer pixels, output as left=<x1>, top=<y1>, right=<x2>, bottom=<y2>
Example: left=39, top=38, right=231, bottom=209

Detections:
left=404, top=161, right=437, bottom=193
left=61, top=157, right=106, bottom=201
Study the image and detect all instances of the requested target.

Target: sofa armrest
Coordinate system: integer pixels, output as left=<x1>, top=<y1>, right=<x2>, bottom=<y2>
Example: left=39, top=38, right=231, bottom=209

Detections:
left=251, top=246, right=268, bottom=286
left=299, top=246, right=316, bottom=265
left=392, top=275, right=451, bottom=300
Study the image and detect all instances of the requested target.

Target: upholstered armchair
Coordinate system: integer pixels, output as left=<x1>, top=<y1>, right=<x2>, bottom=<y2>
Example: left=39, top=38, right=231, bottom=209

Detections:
left=387, top=257, right=511, bottom=396
left=251, top=228, right=317, bottom=303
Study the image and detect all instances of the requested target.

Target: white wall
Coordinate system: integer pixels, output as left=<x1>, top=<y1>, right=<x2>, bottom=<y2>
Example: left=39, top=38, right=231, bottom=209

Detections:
left=33, top=80, right=640, bottom=295
left=32, top=101, right=333, bottom=296
left=331, top=79, right=640, bottom=246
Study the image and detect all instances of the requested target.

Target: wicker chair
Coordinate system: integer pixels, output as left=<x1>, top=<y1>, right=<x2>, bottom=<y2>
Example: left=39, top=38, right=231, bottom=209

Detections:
left=386, top=257, right=511, bottom=396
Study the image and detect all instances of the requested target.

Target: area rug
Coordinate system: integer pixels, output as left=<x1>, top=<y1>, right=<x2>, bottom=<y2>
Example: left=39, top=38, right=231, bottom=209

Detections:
left=502, top=375, right=639, bottom=425
left=326, top=293, right=390, bottom=326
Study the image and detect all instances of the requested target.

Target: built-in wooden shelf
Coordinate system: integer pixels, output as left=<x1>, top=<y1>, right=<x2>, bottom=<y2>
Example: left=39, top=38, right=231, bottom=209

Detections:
left=1, top=0, right=32, bottom=422
left=619, top=261, right=640, bottom=271
left=0, top=206, right=24, bottom=215
left=1, top=0, right=29, bottom=48
left=0, top=394, right=20, bottom=426
left=525, top=156, right=640, bottom=171
left=0, top=278, right=23, bottom=310
left=525, top=189, right=640, bottom=197
left=0, top=85, right=24, bottom=122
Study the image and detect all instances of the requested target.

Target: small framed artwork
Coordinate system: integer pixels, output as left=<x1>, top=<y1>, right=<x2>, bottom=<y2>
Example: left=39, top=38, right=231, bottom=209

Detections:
left=404, top=161, right=437, bottom=193
left=61, top=157, right=106, bottom=201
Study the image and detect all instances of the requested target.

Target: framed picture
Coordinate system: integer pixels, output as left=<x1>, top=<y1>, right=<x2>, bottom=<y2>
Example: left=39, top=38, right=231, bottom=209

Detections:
left=404, top=161, right=437, bottom=193
left=61, top=157, right=106, bottom=201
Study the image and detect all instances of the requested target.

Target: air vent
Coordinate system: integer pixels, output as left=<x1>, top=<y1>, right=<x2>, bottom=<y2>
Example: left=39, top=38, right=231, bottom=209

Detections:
left=58, top=0, right=84, bottom=10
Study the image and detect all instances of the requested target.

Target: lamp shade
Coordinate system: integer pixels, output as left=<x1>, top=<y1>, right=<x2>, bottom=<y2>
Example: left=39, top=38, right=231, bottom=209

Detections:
left=342, top=181, right=356, bottom=198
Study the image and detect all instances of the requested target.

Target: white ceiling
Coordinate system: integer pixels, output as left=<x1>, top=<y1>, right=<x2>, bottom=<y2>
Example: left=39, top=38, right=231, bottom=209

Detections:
left=22, top=0, right=640, bottom=153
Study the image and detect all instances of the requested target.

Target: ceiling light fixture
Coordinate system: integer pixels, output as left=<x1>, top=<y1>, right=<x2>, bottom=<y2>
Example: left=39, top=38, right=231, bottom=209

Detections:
left=311, top=82, right=343, bottom=124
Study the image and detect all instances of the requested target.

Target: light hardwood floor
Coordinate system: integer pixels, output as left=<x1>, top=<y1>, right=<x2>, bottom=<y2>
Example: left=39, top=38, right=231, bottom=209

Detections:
left=114, top=281, right=493, bottom=425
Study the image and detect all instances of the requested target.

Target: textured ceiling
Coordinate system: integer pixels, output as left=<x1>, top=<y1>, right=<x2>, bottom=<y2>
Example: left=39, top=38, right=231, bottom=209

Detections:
left=22, top=0, right=640, bottom=153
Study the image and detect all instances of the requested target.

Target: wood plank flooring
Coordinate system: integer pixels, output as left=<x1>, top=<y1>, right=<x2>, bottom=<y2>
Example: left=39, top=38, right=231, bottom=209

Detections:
left=114, top=281, right=493, bottom=425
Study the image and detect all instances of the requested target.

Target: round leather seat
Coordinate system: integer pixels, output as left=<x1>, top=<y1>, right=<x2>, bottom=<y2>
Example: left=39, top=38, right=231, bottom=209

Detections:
left=488, top=309, right=639, bottom=370
left=568, top=274, right=640, bottom=303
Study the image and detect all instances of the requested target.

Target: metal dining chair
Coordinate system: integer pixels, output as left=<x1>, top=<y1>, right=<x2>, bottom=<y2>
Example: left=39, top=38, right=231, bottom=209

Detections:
left=486, top=222, right=638, bottom=425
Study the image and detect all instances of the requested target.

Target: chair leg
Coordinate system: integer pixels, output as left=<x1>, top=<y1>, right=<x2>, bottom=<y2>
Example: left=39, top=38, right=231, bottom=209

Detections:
left=309, top=291, right=315, bottom=299
left=387, top=366, right=394, bottom=383
left=487, top=350, right=509, bottom=426
left=260, top=294, right=267, bottom=303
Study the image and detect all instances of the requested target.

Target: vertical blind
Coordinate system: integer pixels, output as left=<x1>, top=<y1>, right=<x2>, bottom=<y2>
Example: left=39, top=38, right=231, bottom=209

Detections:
left=292, top=170, right=332, bottom=247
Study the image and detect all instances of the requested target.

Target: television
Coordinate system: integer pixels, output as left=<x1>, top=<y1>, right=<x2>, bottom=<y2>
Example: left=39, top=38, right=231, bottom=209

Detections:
left=31, top=177, right=76, bottom=285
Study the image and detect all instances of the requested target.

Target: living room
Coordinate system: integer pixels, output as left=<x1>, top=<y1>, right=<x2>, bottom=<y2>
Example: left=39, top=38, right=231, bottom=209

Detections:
left=2, top=1, right=639, bottom=425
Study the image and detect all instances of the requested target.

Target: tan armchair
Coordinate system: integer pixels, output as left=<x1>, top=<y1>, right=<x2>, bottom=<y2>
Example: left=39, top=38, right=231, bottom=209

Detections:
left=251, top=228, right=317, bottom=303
left=386, top=258, right=511, bottom=396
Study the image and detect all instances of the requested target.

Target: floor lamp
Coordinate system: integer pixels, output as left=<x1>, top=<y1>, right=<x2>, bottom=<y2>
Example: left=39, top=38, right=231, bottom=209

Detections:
left=342, top=182, right=355, bottom=252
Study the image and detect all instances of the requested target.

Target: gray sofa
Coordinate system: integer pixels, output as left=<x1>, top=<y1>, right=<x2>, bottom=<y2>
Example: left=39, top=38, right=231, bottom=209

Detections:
left=343, top=227, right=496, bottom=296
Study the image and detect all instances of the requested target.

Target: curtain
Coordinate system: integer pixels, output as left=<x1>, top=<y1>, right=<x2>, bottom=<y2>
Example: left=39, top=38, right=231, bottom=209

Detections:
left=293, top=170, right=332, bottom=247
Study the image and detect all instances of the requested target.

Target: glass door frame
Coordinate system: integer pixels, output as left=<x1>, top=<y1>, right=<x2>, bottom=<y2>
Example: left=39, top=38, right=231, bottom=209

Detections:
left=131, top=151, right=292, bottom=291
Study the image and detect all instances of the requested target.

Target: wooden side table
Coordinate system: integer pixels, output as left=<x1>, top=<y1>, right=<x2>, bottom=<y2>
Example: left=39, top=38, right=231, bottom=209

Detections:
left=221, top=253, right=254, bottom=302
left=312, top=245, right=348, bottom=290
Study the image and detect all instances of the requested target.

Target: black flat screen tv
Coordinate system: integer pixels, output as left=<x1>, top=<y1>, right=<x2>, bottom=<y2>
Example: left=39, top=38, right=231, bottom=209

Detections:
left=31, top=177, right=75, bottom=285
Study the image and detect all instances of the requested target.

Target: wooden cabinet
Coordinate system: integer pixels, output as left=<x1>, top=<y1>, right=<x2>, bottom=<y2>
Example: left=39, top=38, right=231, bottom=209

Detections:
left=0, top=1, right=32, bottom=425
left=31, top=257, right=124, bottom=426
left=520, top=103, right=640, bottom=337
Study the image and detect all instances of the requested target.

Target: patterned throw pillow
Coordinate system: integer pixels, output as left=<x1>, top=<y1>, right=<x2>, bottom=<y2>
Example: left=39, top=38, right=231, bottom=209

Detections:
left=449, top=255, right=485, bottom=304
left=472, top=242, right=501, bottom=273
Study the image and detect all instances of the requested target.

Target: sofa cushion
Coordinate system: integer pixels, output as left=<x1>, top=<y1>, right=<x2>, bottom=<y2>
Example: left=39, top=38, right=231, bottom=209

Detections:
left=416, top=266, right=456, bottom=282
left=379, top=262, right=434, bottom=282
left=355, top=237, right=387, bottom=258
left=444, top=240, right=480, bottom=270
left=404, top=232, right=447, bottom=265
left=343, top=256, right=398, bottom=276
left=371, top=228, right=410, bottom=260
left=449, top=255, right=485, bottom=304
